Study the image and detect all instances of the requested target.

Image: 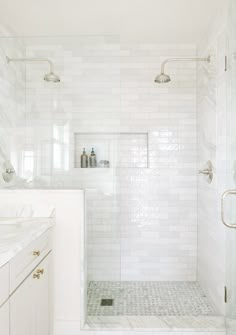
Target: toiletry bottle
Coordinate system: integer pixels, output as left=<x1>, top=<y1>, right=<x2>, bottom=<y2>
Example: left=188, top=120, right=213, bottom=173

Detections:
left=81, top=148, right=88, bottom=168
left=89, top=148, right=97, bottom=168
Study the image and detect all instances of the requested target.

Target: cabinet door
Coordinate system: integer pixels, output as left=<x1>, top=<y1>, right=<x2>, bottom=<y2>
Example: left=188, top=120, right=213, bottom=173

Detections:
left=0, top=301, right=10, bottom=335
left=10, top=270, right=35, bottom=335
left=10, top=253, right=51, bottom=335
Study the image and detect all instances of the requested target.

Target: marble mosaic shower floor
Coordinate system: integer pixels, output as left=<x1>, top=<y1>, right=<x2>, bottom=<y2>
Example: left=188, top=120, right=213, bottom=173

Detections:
left=87, top=281, right=215, bottom=316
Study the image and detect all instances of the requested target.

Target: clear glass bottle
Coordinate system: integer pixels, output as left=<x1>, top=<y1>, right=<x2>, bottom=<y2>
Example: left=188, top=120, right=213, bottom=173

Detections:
left=89, top=148, right=97, bottom=168
left=81, top=148, right=88, bottom=168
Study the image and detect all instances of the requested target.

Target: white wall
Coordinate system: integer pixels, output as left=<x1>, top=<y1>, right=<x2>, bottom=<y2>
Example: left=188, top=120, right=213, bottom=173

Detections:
left=0, top=0, right=226, bottom=44
left=24, top=38, right=198, bottom=281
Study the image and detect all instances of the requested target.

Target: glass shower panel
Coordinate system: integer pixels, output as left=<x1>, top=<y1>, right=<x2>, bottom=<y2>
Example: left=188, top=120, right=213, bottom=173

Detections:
left=225, top=1, right=236, bottom=334
left=24, top=36, right=66, bottom=188
left=0, top=36, right=27, bottom=184
left=0, top=36, right=63, bottom=187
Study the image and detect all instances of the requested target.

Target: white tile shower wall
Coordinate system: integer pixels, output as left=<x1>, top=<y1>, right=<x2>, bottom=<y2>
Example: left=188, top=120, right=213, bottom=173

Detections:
left=0, top=27, right=26, bottom=187
left=118, top=44, right=197, bottom=281
left=25, top=39, right=197, bottom=281
left=197, top=25, right=227, bottom=313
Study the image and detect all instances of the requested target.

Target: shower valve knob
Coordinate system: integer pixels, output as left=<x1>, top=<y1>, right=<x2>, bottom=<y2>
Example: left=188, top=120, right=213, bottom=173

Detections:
left=198, top=160, right=213, bottom=183
left=198, top=169, right=211, bottom=175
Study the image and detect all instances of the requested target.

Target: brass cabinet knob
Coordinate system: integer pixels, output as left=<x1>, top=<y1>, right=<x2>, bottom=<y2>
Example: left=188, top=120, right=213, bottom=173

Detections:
left=33, top=250, right=40, bottom=256
left=37, top=269, right=44, bottom=275
left=33, top=273, right=40, bottom=279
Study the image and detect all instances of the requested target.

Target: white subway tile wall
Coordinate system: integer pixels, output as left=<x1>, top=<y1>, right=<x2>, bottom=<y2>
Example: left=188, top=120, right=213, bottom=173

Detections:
left=23, top=37, right=197, bottom=282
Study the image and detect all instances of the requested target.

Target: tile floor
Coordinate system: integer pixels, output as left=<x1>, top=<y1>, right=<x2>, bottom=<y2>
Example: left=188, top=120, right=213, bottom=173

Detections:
left=87, top=281, right=216, bottom=317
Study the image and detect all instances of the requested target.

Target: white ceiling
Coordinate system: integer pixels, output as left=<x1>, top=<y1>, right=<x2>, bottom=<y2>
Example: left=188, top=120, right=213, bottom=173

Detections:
left=0, top=0, right=227, bottom=43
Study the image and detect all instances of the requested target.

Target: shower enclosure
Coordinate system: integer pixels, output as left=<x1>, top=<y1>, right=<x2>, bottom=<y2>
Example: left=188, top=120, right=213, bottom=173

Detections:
left=0, top=0, right=236, bottom=333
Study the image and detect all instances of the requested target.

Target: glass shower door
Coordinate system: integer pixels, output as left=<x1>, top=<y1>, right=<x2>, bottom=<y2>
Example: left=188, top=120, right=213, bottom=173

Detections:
left=224, top=1, right=236, bottom=334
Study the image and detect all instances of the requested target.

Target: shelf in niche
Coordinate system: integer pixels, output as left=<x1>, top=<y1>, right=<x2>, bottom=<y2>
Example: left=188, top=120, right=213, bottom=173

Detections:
left=74, top=166, right=151, bottom=171
left=74, top=132, right=149, bottom=169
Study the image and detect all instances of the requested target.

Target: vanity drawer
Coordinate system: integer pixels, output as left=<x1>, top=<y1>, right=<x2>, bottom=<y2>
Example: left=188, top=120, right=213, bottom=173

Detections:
left=10, top=229, right=52, bottom=293
left=0, top=263, right=9, bottom=307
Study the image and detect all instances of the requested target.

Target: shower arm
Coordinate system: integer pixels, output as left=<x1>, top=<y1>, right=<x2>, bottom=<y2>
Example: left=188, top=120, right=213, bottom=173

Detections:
left=160, top=56, right=211, bottom=74
left=6, top=56, right=54, bottom=73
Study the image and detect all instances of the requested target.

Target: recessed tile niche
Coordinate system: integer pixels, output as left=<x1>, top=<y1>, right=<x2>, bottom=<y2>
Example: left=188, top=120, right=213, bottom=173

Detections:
left=74, top=132, right=148, bottom=168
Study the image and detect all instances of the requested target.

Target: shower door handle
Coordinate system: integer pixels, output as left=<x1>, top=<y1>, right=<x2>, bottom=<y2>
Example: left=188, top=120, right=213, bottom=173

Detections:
left=221, top=190, right=236, bottom=228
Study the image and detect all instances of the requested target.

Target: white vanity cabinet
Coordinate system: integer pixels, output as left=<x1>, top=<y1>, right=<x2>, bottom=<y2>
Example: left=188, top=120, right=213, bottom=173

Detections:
left=0, top=228, right=52, bottom=335
left=10, top=254, right=51, bottom=335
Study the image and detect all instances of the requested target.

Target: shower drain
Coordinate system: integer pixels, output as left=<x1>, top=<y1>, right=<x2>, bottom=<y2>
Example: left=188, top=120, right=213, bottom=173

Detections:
left=100, top=299, right=114, bottom=306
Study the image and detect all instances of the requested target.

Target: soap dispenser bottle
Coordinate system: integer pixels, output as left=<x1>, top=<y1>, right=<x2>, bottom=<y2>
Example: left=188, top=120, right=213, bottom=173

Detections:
left=81, top=148, right=88, bottom=168
left=89, top=148, right=97, bottom=168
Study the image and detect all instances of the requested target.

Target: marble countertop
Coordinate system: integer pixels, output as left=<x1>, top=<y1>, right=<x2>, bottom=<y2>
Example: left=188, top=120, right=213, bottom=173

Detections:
left=0, top=218, right=53, bottom=268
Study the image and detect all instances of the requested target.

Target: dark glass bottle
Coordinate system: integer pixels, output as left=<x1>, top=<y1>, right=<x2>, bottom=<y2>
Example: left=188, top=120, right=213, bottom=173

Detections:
left=89, top=148, right=97, bottom=168
left=81, top=148, right=88, bottom=168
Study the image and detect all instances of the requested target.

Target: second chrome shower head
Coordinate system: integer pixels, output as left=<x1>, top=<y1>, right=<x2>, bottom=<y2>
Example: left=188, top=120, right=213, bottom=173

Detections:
left=154, top=56, right=211, bottom=84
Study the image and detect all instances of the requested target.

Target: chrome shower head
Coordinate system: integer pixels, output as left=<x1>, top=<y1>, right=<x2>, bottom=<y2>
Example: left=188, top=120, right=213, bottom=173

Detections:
left=154, top=73, right=171, bottom=83
left=6, top=56, right=60, bottom=83
left=44, top=72, right=60, bottom=83
left=154, top=56, right=211, bottom=84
